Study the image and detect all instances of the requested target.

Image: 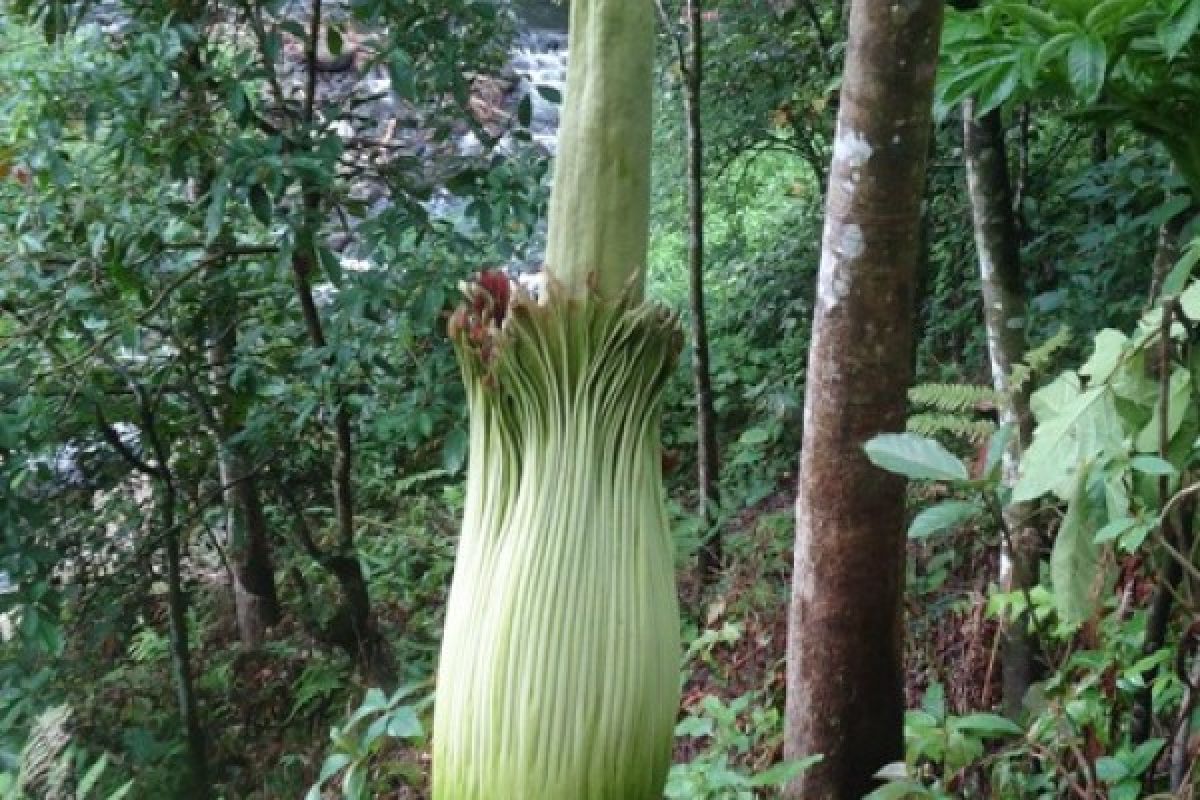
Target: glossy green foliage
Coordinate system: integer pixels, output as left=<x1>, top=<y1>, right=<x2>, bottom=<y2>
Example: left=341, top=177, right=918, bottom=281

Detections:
left=939, top=0, right=1200, bottom=194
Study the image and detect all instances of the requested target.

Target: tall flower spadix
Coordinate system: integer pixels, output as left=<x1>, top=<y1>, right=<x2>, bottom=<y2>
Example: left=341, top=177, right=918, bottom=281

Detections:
left=431, top=1, right=682, bottom=799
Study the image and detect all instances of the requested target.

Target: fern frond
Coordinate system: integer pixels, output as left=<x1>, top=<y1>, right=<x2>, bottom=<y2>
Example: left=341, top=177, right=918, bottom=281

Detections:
left=906, top=412, right=996, bottom=442
left=1013, top=326, right=1071, bottom=390
left=908, top=382, right=999, bottom=413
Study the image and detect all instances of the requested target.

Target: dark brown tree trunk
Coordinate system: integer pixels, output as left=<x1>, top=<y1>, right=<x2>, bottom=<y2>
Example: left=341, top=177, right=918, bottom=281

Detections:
left=210, top=303, right=280, bottom=647
left=682, top=0, right=722, bottom=580
left=783, top=1, right=943, bottom=797
left=963, top=100, right=1038, bottom=718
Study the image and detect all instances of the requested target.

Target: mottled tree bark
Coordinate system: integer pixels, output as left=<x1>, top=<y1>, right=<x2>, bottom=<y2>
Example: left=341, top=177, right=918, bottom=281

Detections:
left=784, top=1, right=943, bottom=797
left=210, top=301, right=280, bottom=648
left=963, top=100, right=1037, bottom=719
left=682, top=0, right=722, bottom=580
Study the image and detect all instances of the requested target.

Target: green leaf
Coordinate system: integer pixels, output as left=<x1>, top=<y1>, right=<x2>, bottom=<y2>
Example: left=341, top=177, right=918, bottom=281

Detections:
left=1036, top=31, right=1077, bottom=70
left=1014, top=377, right=1124, bottom=503
left=385, top=706, right=423, bottom=739
left=1159, top=0, right=1200, bottom=59
left=908, top=500, right=981, bottom=539
left=1079, top=329, right=1127, bottom=384
left=1095, top=756, right=1128, bottom=783
left=1084, top=0, right=1138, bottom=35
left=326, top=24, right=343, bottom=57
left=983, top=424, right=1014, bottom=480
left=1125, top=738, right=1166, bottom=774
left=739, top=427, right=770, bottom=446
left=78, top=754, right=109, bottom=797
left=1163, top=246, right=1200, bottom=301
left=1066, top=34, right=1106, bottom=102
left=864, top=434, right=969, bottom=482
left=951, top=712, right=1023, bottom=737
left=747, top=755, right=823, bottom=787
left=1093, top=517, right=1135, bottom=544
left=317, top=244, right=344, bottom=287
left=1051, top=466, right=1108, bottom=629
left=922, top=681, right=946, bottom=719
left=106, top=780, right=134, bottom=800
left=1179, top=274, right=1200, bottom=320
left=1003, top=3, right=1072, bottom=35
left=388, top=51, right=417, bottom=100
left=1130, top=455, right=1177, bottom=477
left=342, top=762, right=367, bottom=799
left=674, top=715, right=714, bottom=737
left=974, top=61, right=1020, bottom=115
left=1135, top=368, right=1191, bottom=452
left=318, top=753, right=352, bottom=782
left=863, top=780, right=934, bottom=800
left=361, top=687, right=388, bottom=714
left=938, top=58, right=1010, bottom=114
left=204, top=173, right=230, bottom=245
left=1111, top=781, right=1141, bottom=800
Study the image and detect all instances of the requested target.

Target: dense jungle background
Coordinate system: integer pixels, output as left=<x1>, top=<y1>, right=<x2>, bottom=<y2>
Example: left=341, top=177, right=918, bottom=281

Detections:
left=3, top=0, right=1200, bottom=797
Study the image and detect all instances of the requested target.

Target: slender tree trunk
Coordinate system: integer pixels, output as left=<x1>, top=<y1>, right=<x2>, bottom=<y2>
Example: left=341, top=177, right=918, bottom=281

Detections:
left=160, top=481, right=210, bottom=798
left=172, top=0, right=279, bottom=649
left=963, top=101, right=1038, bottom=718
left=210, top=303, right=280, bottom=647
left=783, top=1, right=943, bottom=797
left=1146, top=207, right=1188, bottom=308
left=682, top=0, right=721, bottom=580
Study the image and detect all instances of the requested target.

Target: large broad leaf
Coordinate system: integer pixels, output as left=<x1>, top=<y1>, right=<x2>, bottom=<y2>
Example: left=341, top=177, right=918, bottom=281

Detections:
left=1134, top=368, right=1191, bottom=452
left=974, top=60, right=1021, bottom=115
left=908, top=500, right=982, bottom=539
left=864, top=433, right=969, bottom=482
left=1161, top=242, right=1200, bottom=300
left=1178, top=269, right=1200, bottom=320
left=747, top=755, right=824, bottom=788
left=951, top=712, right=1024, bottom=737
left=1066, top=34, right=1106, bottom=103
left=1079, top=329, right=1128, bottom=384
left=1013, top=374, right=1125, bottom=503
left=1051, top=467, right=1110, bottom=629
left=1159, top=0, right=1200, bottom=59
left=863, top=780, right=935, bottom=800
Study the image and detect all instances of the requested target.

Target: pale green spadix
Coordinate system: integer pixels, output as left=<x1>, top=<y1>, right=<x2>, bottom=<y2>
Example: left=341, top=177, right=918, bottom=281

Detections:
left=431, top=1, right=681, bottom=798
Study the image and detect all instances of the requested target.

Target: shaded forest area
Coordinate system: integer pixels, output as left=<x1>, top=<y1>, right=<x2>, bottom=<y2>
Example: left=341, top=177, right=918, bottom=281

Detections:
left=2, top=0, right=1200, bottom=798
